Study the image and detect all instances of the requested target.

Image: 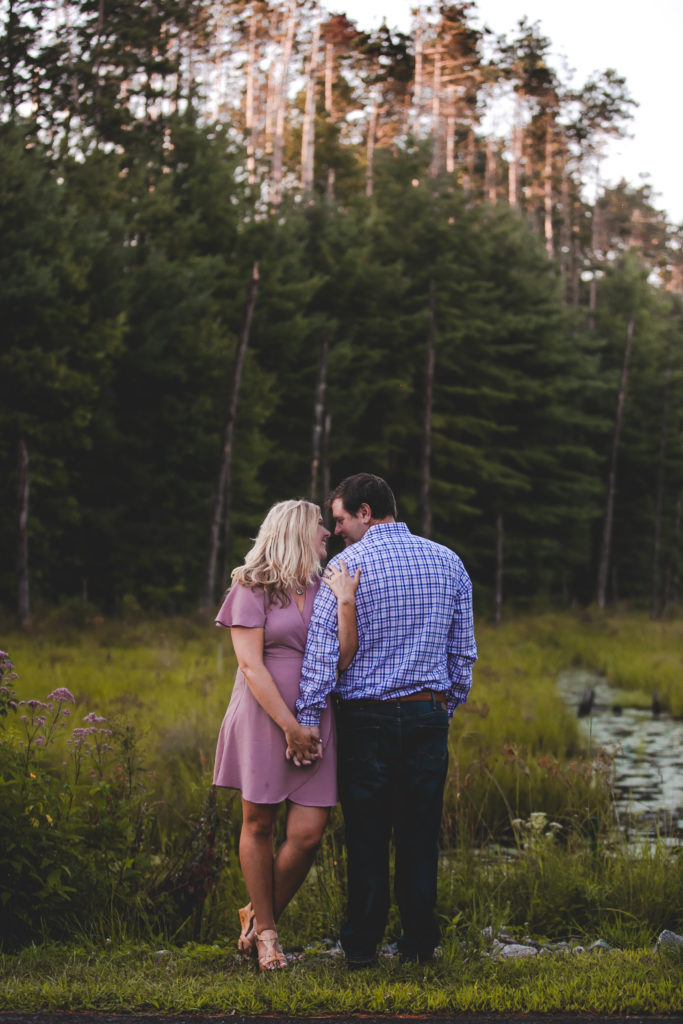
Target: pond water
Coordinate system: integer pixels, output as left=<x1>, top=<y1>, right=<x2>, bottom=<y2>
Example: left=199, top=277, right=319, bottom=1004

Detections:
left=557, top=668, right=683, bottom=839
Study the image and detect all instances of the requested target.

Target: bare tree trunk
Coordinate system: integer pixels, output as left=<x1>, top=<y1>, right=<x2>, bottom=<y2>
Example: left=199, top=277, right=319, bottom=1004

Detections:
left=543, top=125, right=554, bottom=259
left=588, top=197, right=600, bottom=330
left=445, top=86, right=455, bottom=175
left=420, top=280, right=436, bottom=538
left=264, top=54, right=277, bottom=152
left=309, top=327, right=329, bottom=502
left=245, top=11, right=258, bottom=184
left=324, top=40, right=333, bottom=114
left=301, top=19, right=320, bottom=197
left=494, top=510, right=503, bottom=625
left=365, top=89, right=378, bottom=198
left=571, top=234, right=581, bottom=308
left=323, top=38, right=336, bottom=200
left=465, top=122, right=475, bottom=194
left=508, top=94, right=523, bottom=207
left=412, top=12, right=423, bottom=137
left=201, top=262, right=260, bottom=609
left=429, top=49, right=442, bottom=178
left=271, top=3, right=295, bottom=207
left=17, top=439, right=30, bottom=628
left=559, top=162, right=572, bottom=301
left=588, top=145, right=604, bottom=328
left=596, top=316, right=635, bottom=610
left=322, top=411, right=331, bottom=507
left=485, top=137, right=497, bottom=203
left=651, top=363, right=671, bottom=619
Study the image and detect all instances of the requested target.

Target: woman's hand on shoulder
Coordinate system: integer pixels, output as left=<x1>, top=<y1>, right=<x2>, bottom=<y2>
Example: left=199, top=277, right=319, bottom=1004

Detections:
left=322, top=559, right=360, bottom=604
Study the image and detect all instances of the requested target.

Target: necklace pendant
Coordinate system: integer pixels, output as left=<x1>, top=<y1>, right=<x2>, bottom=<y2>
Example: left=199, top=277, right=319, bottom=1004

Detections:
left=295, top=586, right=304, bottom=595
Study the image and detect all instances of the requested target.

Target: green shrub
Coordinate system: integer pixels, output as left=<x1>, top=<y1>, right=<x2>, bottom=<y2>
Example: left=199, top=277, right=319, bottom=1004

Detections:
left=0, top=652, right=234, bottom=950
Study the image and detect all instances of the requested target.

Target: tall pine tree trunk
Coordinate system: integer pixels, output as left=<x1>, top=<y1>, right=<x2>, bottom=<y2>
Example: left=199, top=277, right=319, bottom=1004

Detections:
left=271, top=3, right=295, bottom=207
left=651, top=363, right=671, bottom=619
left=559, top=162, right=572, bottom=301
left=485, top=138, right=497, bottom=203
left=245, top=10, right=257, bottom=184
left=494, top=510, right=503, bottom=626
left=596, top=316, right=634, bottom=610
left=17, top=439, right=30, bottom=627
left=445, top=86, right=455, bottom=175
left=324, top=39, right=335, bottom=200
left=429, top=49, right=442, bottom=178
left=420, top=280, right=436, bottom=538
left=412, top=13, right=423, bottom=138
left=365, top=90, right=378, bottom=198
left=543, top=126, right=554, bottom=259
left=301, top=20, right=320, bottom=197
left=324, top=40, right=334, bottom=113
left=588, top=200, right=600, bottom=331
left=322, top=411, right=331, bottom=507
left=202, top=261, right=260, bottom=609
left=465, top=122, right=476, bottom=194
left=309, top=327, right=329, bottom=502
left=508, top=94, right=523, bottom=207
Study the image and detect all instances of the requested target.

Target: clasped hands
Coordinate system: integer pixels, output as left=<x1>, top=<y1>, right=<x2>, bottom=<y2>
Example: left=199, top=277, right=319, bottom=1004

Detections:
left=286, top=722, right=322, bottom=767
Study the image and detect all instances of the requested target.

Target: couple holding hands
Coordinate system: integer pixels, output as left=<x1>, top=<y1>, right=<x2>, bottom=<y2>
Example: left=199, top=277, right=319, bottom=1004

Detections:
left=213, top=473, right=477, bottom=971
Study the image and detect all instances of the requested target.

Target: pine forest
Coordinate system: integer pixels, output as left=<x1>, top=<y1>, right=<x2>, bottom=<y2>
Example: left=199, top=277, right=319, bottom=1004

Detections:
left=2, top=0, right=683, bottom=623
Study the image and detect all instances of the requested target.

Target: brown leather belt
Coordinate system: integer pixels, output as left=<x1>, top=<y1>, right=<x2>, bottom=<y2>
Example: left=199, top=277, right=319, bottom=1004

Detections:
left=344, top=688, right=446, bottom=707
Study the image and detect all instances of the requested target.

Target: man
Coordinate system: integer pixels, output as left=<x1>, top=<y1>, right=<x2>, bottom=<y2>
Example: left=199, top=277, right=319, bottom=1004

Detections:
left=295, top=472, right=477, bottom=968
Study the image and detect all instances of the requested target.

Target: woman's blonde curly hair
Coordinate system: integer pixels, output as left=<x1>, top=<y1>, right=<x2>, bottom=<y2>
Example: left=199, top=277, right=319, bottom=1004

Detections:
left=230, top=499, right=323, bottom=606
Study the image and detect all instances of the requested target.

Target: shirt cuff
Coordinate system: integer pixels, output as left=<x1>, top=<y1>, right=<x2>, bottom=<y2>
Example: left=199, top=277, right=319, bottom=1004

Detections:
left=297, top=708, right=322, bottom=727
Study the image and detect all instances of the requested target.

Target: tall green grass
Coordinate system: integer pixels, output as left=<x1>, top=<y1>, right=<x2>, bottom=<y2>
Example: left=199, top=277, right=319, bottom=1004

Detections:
left=2, top=608, right=682, bottom=951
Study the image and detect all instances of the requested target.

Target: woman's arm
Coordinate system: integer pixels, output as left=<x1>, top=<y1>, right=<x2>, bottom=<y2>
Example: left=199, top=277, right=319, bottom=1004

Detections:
left=231, top=626, right=321, bottom=763
left=322, top=560, right=361, bottom=672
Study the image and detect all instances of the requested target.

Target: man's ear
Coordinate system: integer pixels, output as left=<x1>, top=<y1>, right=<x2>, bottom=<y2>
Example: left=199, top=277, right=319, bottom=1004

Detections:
left=358, top=503, right=372, bottom=522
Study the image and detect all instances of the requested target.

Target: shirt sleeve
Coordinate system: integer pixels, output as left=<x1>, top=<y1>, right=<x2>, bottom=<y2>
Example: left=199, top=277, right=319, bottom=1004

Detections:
left=296, top=581, right=340, bottom=727
left=215, top=583, right=266, bottom=629
left=446, top=566, right=477, bottom=716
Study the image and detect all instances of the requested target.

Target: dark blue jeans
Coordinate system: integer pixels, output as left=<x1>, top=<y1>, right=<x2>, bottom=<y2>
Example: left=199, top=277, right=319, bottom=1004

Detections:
left=335, top=696, right=449, bottom=961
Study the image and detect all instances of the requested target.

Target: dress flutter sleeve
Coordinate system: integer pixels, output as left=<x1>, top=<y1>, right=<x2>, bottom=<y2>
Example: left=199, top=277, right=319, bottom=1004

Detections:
left=215, top=583, right=266, bottom=629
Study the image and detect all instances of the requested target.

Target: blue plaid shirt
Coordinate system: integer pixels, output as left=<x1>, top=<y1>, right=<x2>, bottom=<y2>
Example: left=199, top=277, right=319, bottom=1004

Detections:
left=296, top=521, right=477, bottom=725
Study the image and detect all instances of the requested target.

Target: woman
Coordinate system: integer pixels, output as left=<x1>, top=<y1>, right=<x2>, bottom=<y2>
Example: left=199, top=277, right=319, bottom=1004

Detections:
left=213, top=499, right=359, bottom=971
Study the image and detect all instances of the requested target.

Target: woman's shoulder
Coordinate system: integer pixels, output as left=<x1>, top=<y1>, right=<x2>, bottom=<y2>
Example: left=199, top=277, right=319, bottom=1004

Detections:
left=215, top=582, right=267, bottom=628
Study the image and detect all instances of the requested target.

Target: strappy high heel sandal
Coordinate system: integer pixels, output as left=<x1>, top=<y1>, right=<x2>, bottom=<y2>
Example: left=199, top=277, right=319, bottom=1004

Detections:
left=237, top=903, right=256, bottom=957
left=255, top=928, right=287, bottom=971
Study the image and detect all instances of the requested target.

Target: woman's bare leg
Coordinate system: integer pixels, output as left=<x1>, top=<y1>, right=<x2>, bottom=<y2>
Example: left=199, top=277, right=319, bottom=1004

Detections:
left=240, top=799, right=279, bottom=933
left=273, top=803, right=329, bottom=920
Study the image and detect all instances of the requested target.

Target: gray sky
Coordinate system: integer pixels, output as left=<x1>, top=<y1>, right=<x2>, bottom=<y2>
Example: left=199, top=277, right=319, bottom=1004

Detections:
left=321, top=0, right=683, bottom=225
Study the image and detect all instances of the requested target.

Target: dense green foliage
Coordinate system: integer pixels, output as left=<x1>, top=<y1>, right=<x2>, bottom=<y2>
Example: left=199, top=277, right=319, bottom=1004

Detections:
left=1, top=112, right=682, bottom=615
left=2, top=2, right=682, bottom=618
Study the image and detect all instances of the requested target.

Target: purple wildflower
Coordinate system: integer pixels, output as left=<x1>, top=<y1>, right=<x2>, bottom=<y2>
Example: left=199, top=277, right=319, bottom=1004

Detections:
left=48, top=687, right=76, bottom=705
left=83, top=712, right=107, bottom=724
left=26, top=699, right=49, bottom=710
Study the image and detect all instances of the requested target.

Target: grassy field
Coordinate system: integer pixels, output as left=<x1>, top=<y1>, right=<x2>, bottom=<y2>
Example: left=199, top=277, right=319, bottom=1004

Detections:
left=1, top=939, right=682, bottom=1016
left=1, top=607, right=682, bottom=1011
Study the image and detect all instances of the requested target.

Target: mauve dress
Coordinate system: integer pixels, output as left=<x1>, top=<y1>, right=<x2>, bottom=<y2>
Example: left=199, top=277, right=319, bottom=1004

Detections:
left=213, top=578, right=337, bottom=806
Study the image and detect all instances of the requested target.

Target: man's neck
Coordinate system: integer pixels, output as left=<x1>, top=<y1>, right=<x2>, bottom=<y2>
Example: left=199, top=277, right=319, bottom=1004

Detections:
left=367, top=515, right=395, bottom=528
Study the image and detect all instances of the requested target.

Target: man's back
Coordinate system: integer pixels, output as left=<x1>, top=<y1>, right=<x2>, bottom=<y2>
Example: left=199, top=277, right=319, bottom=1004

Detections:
left=297, top=519, right=476, bottom=722
left=332, top=521, right=474, bottom=702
